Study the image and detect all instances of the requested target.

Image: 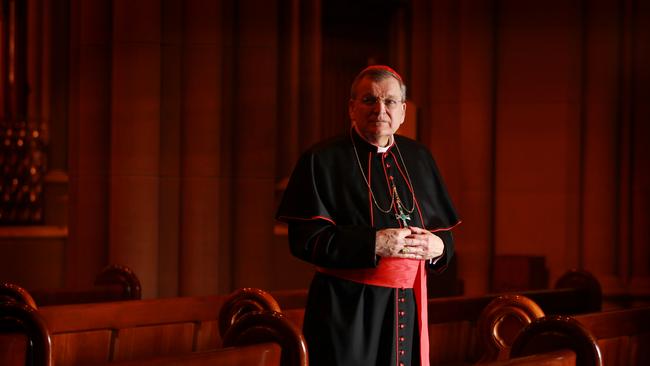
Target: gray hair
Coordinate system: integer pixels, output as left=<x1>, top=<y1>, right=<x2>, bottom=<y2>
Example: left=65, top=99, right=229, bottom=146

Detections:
left=350, top=65, right=407, bottom=102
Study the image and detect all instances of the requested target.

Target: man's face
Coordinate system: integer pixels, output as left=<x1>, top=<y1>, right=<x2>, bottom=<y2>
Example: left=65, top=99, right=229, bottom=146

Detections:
left=349, top=76, right=406, bottom=147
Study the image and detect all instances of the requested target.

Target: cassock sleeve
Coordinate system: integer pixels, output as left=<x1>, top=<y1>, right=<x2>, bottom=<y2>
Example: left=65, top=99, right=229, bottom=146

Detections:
left=287, top=220, right=379, bottom=269
left=427, top=230, right=454, bottom=273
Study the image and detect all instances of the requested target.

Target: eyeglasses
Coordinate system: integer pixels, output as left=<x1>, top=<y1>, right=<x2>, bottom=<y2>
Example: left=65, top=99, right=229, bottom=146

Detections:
left=357, top=96, right=404, bottom=109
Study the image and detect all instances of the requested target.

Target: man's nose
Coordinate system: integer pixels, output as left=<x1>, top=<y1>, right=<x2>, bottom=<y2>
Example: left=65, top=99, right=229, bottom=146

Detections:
left=372, top=101, right=387, bottom=114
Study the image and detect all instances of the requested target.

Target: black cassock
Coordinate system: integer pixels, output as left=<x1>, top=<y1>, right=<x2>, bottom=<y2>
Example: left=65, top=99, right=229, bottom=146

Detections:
left=276, top=129, right=459, bottom=366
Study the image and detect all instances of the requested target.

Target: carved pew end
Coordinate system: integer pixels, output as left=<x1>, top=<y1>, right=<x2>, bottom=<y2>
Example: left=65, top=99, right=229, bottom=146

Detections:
left=94, top=264, right=142, bottom=300
left=219, top=287, right=282, bottom=337
left=554, top=270, right=602, bottom=313
left=510, top=315, right=603, bottom=366
left=0, top=301, right=52, bottom=366
left=477, top=294, right=545, bottom=362
left=222, top=310, right=308, bottom=366
left=0, top=282, right=38, bottom=309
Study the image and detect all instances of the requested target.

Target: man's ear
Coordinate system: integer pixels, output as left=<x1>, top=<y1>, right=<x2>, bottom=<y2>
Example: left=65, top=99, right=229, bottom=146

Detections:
left=399, top=102, right=407, bottom=125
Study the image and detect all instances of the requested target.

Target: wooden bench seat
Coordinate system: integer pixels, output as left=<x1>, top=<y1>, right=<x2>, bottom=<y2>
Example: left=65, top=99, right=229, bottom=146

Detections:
left=511, top=306, right=650, bottom=366
left=39, top=295, right=228, bottom=365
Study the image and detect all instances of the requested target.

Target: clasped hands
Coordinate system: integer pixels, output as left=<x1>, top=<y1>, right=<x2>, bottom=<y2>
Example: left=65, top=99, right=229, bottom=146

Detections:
left=375, top=226, right=443, bottom=260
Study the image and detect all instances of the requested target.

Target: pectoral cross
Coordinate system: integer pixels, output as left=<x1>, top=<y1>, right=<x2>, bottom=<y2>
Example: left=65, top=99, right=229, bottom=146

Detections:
left=395, top=208, right=411, bottom=226
left=391, top=184, right=411, bottom=226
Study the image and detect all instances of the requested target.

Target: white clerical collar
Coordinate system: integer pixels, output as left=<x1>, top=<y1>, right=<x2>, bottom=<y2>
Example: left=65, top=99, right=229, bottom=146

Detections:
left=376, top=135, right=394, bottom=153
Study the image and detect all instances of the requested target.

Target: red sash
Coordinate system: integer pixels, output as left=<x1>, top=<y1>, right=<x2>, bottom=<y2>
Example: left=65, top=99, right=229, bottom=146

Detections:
left=318, top=258, right=430, bottom=366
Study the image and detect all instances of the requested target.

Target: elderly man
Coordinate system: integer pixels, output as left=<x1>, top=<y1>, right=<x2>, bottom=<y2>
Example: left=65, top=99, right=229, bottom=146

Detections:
left=276, top=65, right=459, bottom=366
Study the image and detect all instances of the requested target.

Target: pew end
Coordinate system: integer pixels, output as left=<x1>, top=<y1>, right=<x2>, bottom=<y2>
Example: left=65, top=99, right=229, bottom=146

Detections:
left=93, top=264, right=142, bottom=298
left=552, top=270, right=601, bottom=313
left=219, top=287, right=282, bottom=337
left=477, top=295, right=545, bottom=362
left=30, top=264, right=141, bottom=306
left=511, top=315, right=603, bottom=366
left=223, top=311, right=308, bottom=366
left=0, top=282, right=38, bottom=309
left=0, top=301, right=52, bottom=366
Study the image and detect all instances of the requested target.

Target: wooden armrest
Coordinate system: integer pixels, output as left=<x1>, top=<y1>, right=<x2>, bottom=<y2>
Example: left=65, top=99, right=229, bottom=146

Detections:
left=510, top=315, right=602, bottom=366
left=219, top=287, right=281, bottom=337
left=552, top=269, right=601, bottom=313
left=93, top=264, right=142, bottom=300
left=223, top=311, right=307, bottom=366
left=0, top=302, right=52, bottom=366
left=0, top=282, right=38, bottom=309
left=477, top=294, right=545, bottom=362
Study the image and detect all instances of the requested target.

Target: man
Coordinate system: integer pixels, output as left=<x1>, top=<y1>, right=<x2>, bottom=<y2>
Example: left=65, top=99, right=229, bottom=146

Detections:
left=276, top=65, right=459, bottom=366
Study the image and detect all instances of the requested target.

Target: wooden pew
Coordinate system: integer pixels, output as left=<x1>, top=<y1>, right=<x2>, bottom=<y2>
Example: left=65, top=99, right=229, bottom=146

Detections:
left=221, top=311, right=308, bottom=366
left=109, top=343, right=283, bottom=366
left=1, top=264, right=141, bottom=307
left=482, top=349, right=577, bottom=366
left=425, top=270, right=600, bottom=365
left=1, top=295, right=306, bottom=366
left=39, top=295, right=225, bottom=365
left=35, top=287, right=285, bottom=365
left=228, top=286, right=549, bottom=364
left=219, top=287, right=281, bottom=336
left=110, top=310, right=307, bottom=366
left=510, top=306, right=650, bottom=366
left=0, top=301, right=52, bottom=366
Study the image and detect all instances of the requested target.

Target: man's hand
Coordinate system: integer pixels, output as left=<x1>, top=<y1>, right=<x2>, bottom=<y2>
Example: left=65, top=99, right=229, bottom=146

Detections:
left=375, top=227, right=444, bottom=260
left=375, top=228, right=411, bottom=257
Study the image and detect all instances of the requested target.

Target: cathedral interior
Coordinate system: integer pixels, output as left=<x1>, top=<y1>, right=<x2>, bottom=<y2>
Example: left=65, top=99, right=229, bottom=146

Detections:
left=0, top=0, right=649, bottom=363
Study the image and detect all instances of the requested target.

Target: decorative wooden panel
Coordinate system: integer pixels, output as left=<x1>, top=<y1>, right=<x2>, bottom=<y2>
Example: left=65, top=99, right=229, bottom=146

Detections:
left=51, top=330, right=112, bottom=366
left=113, top=323, right=194, bottom=362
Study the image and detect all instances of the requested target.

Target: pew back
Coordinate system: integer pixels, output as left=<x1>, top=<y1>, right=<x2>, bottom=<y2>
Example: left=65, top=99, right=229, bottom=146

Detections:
left=1, top=264, right=141, bottom=308
left=483, top=349, right=577, bottom=365
left=31, top=264, right=141, bottom=306
left=575, top=306, right=650, bottom=365
left=39, top=295, right=226, bottom=365
left=109, top=343, right=282, bottom=366
left=425, top=286, right=600, bottom=365
left=511, top=306, right=650, bottom=366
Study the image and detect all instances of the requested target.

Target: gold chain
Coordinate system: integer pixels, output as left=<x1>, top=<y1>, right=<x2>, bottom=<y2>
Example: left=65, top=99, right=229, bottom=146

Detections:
left=350, top=129, right=416, bottom=215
